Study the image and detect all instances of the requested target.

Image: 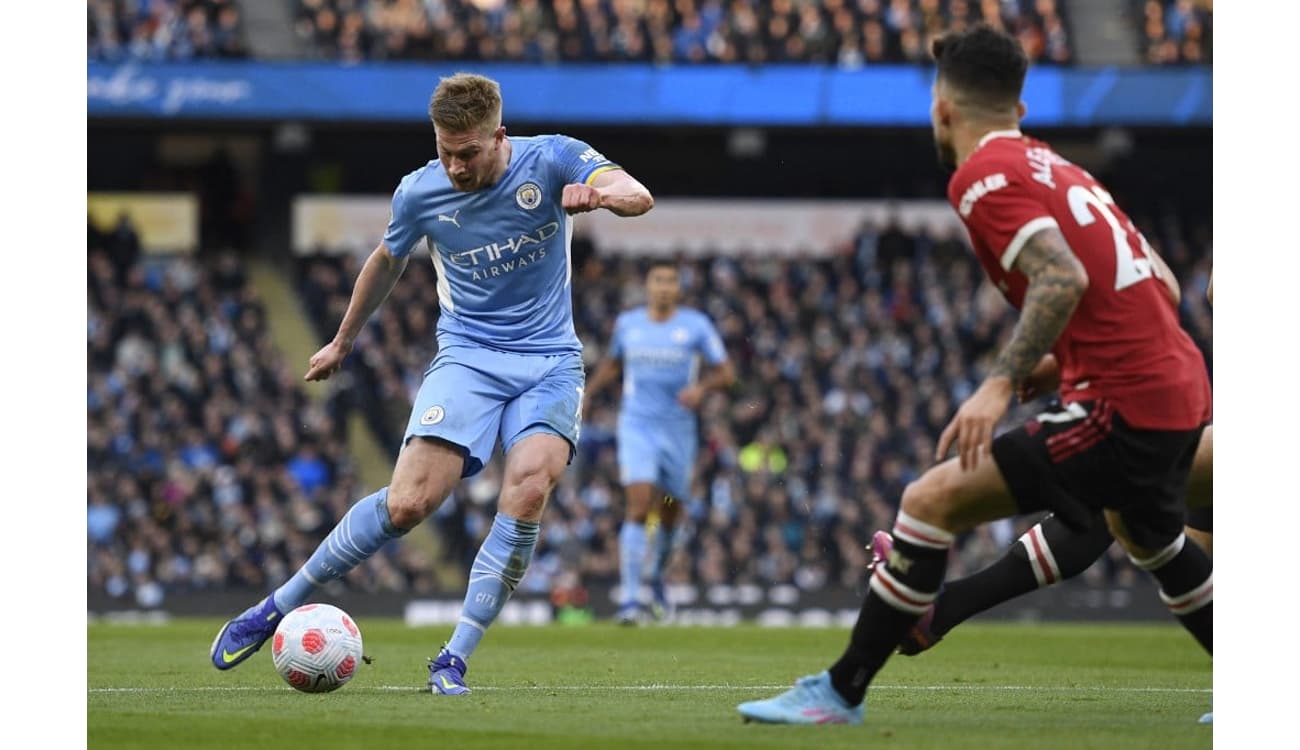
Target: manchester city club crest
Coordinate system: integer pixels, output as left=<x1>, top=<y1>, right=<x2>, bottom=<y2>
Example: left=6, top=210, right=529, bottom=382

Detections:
left=515, top=182, right=542, bottom=210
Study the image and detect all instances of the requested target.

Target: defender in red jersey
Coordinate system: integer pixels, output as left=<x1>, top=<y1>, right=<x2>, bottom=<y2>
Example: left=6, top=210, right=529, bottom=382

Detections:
left=948, top=131, right=1211, bottom=432
left=738, top=24, right=1211, bottom=727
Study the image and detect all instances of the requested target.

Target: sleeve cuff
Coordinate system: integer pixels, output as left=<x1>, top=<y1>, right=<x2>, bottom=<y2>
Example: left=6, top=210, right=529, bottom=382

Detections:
left=583, top=165, right=623, bottom=185
left=1002, top=216, right=1060, bottom=271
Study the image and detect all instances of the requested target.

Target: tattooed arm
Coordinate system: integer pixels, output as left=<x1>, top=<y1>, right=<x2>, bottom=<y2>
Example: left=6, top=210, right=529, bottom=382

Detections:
left=937, top=227, right=1088, bottom=470
left=990, top=227, right=1089, bottom=386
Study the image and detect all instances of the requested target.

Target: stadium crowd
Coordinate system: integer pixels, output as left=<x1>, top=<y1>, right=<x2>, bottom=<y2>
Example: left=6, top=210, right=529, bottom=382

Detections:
left=88, top=202, right=1210, bottom=605
left=290, top=210, right=1212, bottom=598
left=1137, top=0, right=1211, bottom=65
left=88, top=0, right=249, bottom=61
left=88, top=0, right=1216, bottom=68
left=292, top=0, right=1072, bottom=65
left=87, top=217, right=436, bottom=607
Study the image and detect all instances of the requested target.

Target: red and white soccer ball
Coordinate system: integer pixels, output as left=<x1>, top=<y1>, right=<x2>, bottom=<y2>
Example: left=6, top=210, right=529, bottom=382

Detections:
left=271, top=603, right=364, bottom=693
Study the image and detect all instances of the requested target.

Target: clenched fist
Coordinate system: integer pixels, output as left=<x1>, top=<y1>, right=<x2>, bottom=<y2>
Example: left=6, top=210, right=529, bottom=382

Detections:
left=562, top=183, right=603, bottom=214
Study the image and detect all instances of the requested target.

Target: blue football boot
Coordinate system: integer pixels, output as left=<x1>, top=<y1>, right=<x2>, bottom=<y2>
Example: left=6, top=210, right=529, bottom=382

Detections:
left=428, top=648, right=471, bottom=696
left=210, top=596, right=283, bottom=670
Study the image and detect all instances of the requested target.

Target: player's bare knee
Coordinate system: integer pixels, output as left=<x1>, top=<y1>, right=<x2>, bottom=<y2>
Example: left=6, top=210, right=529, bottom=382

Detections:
left=385, top=438, right=462, bottom=528
left=624, top=485, right=653, bottom=522
left=899, top=475, right=954, bottom=530
left=385, top=484, right=441, bottom=530
left=503, top=471, right=554, bottom=520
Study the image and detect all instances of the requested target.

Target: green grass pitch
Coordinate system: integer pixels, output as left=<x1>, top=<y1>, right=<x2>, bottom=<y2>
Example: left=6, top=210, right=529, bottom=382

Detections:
left=88, top=619, right=1211, bottom=749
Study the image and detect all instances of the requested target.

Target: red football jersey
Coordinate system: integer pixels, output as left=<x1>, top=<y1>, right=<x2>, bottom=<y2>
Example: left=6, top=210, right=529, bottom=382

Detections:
left=948, top=130, right=1211, bottom=430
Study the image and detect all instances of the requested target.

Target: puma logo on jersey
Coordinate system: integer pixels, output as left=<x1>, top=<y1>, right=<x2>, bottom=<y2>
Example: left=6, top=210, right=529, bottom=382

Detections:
left=958, top=173, right=1008, bottom=218
left=438, top=210, right=461, bottom=228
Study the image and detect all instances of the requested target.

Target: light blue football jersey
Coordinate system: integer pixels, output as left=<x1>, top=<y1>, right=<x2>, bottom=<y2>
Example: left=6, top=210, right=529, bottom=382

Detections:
left=383, top=134, right=620, bottom=355
left=609, top=306, right=728, bottom=422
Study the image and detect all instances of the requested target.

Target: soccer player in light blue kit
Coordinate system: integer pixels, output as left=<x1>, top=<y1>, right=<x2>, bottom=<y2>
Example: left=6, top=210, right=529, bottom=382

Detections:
left=583, top=262, right=735, bottom=624
left=210, top=73, right=654, bottom=694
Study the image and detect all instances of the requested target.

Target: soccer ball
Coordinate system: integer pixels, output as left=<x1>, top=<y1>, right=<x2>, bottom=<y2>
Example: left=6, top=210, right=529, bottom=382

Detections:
left=271, top=603, right=364, bottom=693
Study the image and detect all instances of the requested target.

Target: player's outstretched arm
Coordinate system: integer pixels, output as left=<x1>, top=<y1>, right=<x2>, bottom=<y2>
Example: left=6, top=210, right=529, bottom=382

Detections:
left=937, top=228, right=1087, bottom=469
left=589, top=169, right=654, bottom=217
left=304, top=242, right=409, bottom=382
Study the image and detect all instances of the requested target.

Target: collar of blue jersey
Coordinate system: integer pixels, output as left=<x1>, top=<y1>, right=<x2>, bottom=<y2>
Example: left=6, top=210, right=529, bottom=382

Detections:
left=976, top=129, right=1023, bottom=151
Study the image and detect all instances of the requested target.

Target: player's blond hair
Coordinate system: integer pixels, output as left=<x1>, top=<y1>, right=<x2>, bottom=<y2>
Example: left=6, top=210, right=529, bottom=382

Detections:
left=428, top=73, right=503, bottom=134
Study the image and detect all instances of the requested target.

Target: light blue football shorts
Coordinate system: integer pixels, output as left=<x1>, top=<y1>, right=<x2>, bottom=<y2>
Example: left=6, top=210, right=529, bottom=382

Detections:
left=617, top=413, right=698, bottom=500
left=404, top=343, right=584, bottom=478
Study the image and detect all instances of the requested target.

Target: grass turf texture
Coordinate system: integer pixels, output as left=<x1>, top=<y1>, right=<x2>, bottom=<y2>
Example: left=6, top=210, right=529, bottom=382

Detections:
left=89, top=620, right=1211, bottom=749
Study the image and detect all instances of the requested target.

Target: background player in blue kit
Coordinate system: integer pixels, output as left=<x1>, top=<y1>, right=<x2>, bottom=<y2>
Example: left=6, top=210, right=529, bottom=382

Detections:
left=209, top=72, right=654, bottom=694
left=583, top=262, right=735, bottom=624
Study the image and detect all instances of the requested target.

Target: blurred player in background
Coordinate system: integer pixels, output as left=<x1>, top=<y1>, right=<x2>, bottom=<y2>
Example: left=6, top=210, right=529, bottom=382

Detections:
left=584, top=262, right=735, bottom=624
left=210, top=72, right=654, bottom=695
left=738, top=25, right=1212, bottom=725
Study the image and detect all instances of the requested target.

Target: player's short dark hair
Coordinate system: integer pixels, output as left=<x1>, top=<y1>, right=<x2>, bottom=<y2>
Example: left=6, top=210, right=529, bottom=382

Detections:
left=931, top=25, right=1028, bottom=112
left=646, top=259, right=679, bottom=276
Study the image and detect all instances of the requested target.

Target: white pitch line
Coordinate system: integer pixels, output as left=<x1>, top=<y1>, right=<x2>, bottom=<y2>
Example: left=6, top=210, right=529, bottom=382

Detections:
left=89, top=684, right=1211, bottom=694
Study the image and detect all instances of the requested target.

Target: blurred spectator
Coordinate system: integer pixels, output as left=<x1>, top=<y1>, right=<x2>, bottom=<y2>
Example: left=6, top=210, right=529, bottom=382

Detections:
left=88, top=0, right=249, bottom=62
left=1139, top=0, right=1212, bottom=65
left=88, top=496, right=123, bottom=546
left=738, top=427, right=790, bottom=475
left=287, top=443, right=332, bottom=496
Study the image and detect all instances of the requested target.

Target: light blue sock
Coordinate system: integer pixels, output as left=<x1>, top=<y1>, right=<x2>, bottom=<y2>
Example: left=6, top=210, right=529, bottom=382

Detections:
left=648, top=525, right=679, bottom=584
left=272, top=488, right=407, bottom=612
left=446, top=512, right=539, bottom=661
left=618, top=521, right=647, bottom=608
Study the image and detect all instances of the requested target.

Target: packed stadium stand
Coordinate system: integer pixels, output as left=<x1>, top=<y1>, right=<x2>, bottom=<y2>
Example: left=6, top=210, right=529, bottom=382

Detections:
left=1136, top=0, right=1212, bottom=64
left=88, top=0, right=250, bottom=61
left=88, top=0, right=1211, bottom=66
left=286, top=0, right=1071, bottom=64
left=87, top=217, right=439, bottom=606
left=85, top=216, right=1213, bottom=610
